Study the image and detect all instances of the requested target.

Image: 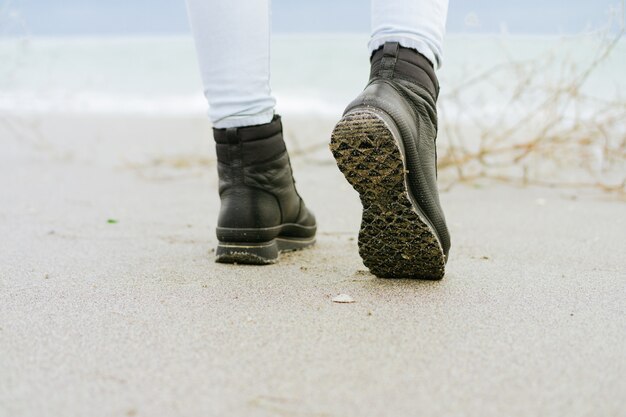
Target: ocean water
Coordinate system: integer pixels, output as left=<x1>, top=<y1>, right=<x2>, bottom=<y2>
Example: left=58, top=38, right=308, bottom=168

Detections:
left=0, top=33, right=624, bottom=117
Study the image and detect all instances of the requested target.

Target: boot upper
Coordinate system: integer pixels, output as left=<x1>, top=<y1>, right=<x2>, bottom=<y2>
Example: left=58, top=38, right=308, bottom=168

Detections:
left=213, top=116, right=316, bottom=230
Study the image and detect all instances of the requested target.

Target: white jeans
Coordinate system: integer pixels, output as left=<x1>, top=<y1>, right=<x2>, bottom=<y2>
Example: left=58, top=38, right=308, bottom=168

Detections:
left=186, top=0, right=449, bottom=128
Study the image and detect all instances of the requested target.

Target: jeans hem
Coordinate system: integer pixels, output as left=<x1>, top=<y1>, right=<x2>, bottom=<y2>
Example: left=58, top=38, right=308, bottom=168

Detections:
left=211, top=110, right=275, bottom=129
left=368, top=36, right=440, bottom=68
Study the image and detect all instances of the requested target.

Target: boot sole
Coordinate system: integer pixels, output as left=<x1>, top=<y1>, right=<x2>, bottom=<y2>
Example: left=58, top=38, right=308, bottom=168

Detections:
left=330, top=109, right=445, bottom=279
left=216, top=235, right=315, bottom=265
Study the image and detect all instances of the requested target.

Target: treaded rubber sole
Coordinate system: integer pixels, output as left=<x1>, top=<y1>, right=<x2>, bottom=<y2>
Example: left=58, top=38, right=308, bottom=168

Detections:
left=330, top=109, right=445, bottom=279
left=215, top=237, right=315, bottom=265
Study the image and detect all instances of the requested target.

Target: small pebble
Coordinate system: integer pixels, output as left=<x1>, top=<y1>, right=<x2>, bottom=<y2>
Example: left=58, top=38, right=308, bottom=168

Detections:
left=332, top=294, right=355, bottom=303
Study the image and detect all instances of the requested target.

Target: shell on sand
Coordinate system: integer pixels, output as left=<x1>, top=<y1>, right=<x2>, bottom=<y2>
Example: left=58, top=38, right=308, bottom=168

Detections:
left=332, top=294, right=355, bottom=303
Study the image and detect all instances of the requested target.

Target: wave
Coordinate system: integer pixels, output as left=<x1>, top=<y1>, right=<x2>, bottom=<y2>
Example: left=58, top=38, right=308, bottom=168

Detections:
left=0, top=90, right=347, bottom=116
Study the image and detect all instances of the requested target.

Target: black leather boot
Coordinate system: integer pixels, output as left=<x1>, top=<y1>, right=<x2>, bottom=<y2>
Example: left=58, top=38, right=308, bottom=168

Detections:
left=213, top=115, right=316, bottom=264
left=330, top=42, right=450, bottom=279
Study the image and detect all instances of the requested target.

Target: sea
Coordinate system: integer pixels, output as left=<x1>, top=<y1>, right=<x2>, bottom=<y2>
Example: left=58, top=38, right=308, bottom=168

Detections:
left=0, top=33, right=624, bottom=118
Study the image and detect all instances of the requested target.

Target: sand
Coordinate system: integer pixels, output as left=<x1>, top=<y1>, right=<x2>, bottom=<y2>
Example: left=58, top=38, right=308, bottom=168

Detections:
left=1, top=112, right=625, bottom=417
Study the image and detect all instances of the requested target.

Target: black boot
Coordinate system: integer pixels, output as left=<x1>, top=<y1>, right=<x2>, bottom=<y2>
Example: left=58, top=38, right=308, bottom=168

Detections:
left=330, top=42, right=450, bottom=279
left=213, top=115, right=316, bottom=264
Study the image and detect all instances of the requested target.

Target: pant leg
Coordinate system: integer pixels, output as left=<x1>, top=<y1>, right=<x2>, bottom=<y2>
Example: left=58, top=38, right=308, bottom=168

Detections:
left=185, top=0, right=275, bottom=128
left=369, top=0, right=449, bottom=68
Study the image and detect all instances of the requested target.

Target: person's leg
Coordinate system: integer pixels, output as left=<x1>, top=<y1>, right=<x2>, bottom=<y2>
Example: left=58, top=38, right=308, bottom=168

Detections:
left=369, top=0, right=448, bottom=68
left=330, top=0, right=450, bottom=279
left=185, top=0, right=316, bottom=264
left=185, top=0, right=275, bottom=128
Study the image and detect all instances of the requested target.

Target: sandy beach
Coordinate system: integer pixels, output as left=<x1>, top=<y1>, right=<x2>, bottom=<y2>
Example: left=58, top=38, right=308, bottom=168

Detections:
left=1, top=111, right=624, bottom=416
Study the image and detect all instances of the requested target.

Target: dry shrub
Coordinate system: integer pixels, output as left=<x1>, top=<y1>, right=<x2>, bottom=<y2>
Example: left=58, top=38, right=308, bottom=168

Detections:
left=438, top=4, right=626, bottom=196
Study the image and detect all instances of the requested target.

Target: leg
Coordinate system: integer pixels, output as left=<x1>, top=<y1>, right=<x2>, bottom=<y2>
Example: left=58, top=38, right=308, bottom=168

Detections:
left=185, top=0, right=275, bottom=128
left=330, top=0, right=451, bottom=279
left=370, top=0, right=449, bottom=68
left=185, top=0, right=316, bottom=264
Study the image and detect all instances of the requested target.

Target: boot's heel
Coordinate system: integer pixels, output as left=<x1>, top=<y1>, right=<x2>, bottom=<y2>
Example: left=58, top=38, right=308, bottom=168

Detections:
left=216, top=234, right=316, bottom=265
left=216, top=240, right=279, bottom=265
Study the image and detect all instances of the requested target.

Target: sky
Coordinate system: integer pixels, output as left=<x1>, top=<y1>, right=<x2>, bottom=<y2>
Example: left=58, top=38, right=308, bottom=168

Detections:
left=0, top=0, right=622, bottom=36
